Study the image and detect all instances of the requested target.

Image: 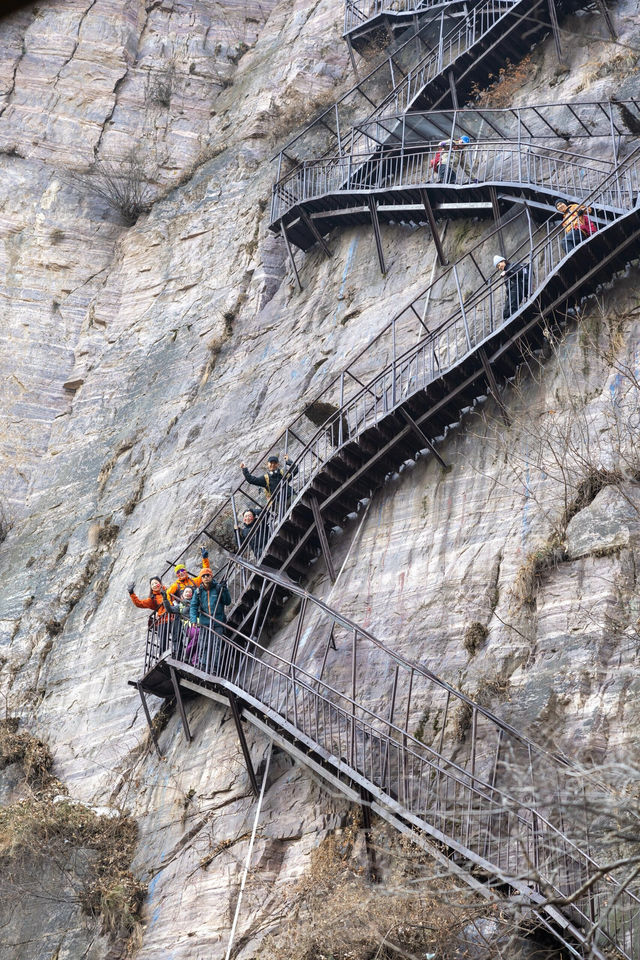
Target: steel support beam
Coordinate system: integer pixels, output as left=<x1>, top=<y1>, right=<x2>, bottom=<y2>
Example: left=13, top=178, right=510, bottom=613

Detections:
left=280, top=221, right=302, bottom=291
left=298, top=206, right=332, bottom=259
left=398, top=408, right=447, bottom=469
left=547, top=0, right=563, bottom=61
left=479, top=347, right=510, bottom=427
left=169, top=666, right=193, bottom=744
left=367, top=195, right=386, bottom=274
left=229, top=692, right=260, bottom=798
left=595, top=0, right=616, bottom=38
left=448, top=68, right=459, bottom=110
left=346, top=34, right=359, bottom=80
left=309, top=494, right=337, bottom=582
left=133, top=682, right=163, bottom=758
left=419, top=188, right=448, bottom=267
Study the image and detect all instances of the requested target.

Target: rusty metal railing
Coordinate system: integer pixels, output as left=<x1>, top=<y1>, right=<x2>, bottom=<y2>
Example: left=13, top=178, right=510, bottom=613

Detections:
left=143, top=555, right=640, bottom=959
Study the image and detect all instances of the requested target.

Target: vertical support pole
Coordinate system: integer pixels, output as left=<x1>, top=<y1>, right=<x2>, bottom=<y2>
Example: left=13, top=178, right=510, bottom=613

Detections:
left=346, top=34, right=359, bottom=80
left=608, top=100, right=619, bottom=164
left=309, top=495, right=337, bottom=582
left=228, top=692, right=260, bottom=798
left=290, top=594, right=308, bottom=678
left=136, top=683, right=163, bottom=758
left=452, top=264, right=472, bottom=350
left=367, top=195, right=386, bottom=274
left=280, top=221, right=302, bottom=291
left=169, top=666, right=193, bottom=744
left=419, top=188, right=447, bottom=267
left=547, top=0, right=563, bottom=61
left=489, top=186, right=506, bottom=258
left=350, top=629, right=357, bottom=767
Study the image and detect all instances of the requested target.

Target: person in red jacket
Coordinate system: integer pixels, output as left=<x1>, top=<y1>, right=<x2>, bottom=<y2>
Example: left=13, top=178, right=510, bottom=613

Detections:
left=166, top=547, right=211, bottom=601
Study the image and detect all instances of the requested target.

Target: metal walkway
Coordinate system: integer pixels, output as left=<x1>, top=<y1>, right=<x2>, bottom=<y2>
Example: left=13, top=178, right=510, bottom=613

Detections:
left=273, top=0, right=615, bottom=185
left=270, top=100, right=640, bottom=255
left=134, top=555, right=640, bottom=959
left=174, top=150, right=640, bottom=617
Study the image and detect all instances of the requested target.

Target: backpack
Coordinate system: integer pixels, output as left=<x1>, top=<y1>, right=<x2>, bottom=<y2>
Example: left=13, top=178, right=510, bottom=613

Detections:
left=579, top=214, right=597, bottom=236
left=430, top=150, right=442, bottom=171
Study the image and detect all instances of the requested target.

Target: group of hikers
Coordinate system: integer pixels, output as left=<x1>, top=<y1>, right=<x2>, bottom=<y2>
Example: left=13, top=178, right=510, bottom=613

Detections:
left=128, top=455, right=299, bottom=668
left=492, top=198, right=595, bottom=320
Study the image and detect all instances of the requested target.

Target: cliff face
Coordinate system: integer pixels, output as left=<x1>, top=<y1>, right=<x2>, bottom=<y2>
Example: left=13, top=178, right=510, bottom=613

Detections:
left=1, top=0, right=640, bottom=957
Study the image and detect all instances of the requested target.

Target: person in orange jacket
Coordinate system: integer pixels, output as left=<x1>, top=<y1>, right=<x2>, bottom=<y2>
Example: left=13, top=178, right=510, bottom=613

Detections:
left=128, top=576, right=170, bottom=620
left=166, top=547, right=211, bottom=601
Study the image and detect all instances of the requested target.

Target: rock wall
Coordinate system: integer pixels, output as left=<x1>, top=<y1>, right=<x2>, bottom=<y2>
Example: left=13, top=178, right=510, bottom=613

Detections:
left=1, top=0, right=639, bottom=957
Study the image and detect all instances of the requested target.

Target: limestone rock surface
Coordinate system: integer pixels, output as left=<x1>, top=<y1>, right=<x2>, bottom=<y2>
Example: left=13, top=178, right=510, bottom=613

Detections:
left=1, top=0, right=640, bottom=957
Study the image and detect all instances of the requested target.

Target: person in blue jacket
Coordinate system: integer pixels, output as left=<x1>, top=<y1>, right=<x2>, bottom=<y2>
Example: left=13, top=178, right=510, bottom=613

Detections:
left=189, top=569, right=232, bottom=674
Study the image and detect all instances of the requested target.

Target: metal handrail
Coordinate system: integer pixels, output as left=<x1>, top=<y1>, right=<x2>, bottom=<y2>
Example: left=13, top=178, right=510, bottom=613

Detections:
left=143, top=557, right=640, bottom=959
left=271, top=140, right=616, bottom=223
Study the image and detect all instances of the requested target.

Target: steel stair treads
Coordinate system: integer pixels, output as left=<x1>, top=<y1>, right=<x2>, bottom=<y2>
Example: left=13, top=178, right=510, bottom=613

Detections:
left=135, top=560, right=640, bottom=959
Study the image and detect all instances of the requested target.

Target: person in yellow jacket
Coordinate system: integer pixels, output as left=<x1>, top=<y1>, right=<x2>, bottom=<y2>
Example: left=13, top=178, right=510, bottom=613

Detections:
left=555, top=199, right=594, bottom=254
left=166, top=547, right=211, bottom=601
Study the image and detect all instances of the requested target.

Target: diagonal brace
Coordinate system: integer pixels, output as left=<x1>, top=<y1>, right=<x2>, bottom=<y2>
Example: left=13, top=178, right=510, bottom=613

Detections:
left=229, top=692, right=260, bottom=797
left=398, top=408, right=447, bottom=469
left=309, top=494, right=337, bottom=582
left=479, top=347, right=510, bottom=427
left=298, top=206, right=332, bottom=259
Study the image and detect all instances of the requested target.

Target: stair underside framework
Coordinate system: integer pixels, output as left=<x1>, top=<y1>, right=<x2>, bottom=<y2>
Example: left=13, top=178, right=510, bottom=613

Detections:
left=134, top=1, right=639, bottom=955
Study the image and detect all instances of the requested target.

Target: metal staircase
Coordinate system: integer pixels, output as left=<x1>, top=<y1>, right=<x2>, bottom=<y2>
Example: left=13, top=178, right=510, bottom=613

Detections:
left=171, top=149, right=640, bottom=626
left=134, top=556, right=640, bottom=959
left=131, top=1, right=640, bottom=953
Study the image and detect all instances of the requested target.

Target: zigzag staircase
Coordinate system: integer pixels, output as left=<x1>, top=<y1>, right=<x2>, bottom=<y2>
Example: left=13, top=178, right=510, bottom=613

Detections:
left=132, top=0, right=638, bottom=953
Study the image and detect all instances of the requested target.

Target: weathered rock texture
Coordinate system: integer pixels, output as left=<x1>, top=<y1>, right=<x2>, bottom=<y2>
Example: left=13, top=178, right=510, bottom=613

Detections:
left=1, top=0, right=640, bottom=957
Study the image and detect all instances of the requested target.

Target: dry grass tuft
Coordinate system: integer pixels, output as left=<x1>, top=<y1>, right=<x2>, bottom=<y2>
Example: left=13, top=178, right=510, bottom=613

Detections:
left=463, top=621, right=488, bottom=657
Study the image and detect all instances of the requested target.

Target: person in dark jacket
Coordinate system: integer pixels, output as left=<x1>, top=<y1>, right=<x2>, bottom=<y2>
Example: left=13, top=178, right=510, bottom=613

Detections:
left=189, top=570, right=232, bottom=674
left=240, top=454, right=298, bottom=517
left=494, top=255, right=529, bottom=320
left=235, top=507, right=264, bottom=555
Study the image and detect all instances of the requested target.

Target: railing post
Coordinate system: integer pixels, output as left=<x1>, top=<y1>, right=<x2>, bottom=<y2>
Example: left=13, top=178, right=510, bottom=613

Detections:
left=350, top=629, right=357, bottom=767
left=391, top=319, right=397, bottom=407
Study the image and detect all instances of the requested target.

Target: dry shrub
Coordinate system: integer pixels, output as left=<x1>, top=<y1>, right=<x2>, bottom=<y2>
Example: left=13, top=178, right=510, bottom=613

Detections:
left=0, top=718, right=57, bottom=792
left=469, top=55, right=533, bottom=109
left=463, top=621, right=488, bottom=657
left=511, top=538, right=564, bottom=608
left=0, top=719, right=145, bottom=945
left=451, top=701, right=473, bottom=742
left=260, top=813, right=482, bottom=960
left=0, top=798, right=145, bottom=940
left=82, top=153, right=155, bottom=226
